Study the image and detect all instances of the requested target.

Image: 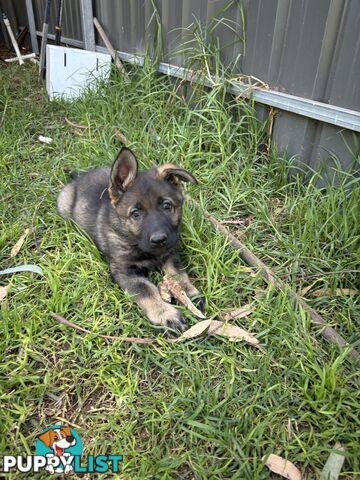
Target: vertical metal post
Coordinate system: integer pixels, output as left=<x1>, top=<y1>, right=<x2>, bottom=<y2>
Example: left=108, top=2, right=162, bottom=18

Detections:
left=80, top=0, right=95, bottom=51
left=25, top=0, right=39, bottom=54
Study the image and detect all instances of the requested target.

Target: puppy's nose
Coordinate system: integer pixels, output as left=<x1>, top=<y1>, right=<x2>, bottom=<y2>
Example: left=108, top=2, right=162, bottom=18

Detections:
left=150, top=232, right=167, bottom=245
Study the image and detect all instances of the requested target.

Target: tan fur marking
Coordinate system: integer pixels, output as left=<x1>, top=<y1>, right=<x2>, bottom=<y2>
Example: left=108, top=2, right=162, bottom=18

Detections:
left=138, top=295, right=179, bottom=326
left=164, top=259, right=200, bottom=297
left=156, top=164, right=197, bottom=185
left=108, top=183, right=120, bottom=207
left=157, top=163, right=179, bottom=179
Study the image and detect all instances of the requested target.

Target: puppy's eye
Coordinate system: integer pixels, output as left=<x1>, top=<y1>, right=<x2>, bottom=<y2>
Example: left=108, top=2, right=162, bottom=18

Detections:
left=162, top=201, right=172, bottom=210
left=130, top=209, right=141, bottom=219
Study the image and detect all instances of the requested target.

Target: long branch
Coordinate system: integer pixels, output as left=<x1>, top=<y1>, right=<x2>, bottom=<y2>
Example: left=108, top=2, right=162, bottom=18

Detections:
left=187, top=196, right=359, bottom=360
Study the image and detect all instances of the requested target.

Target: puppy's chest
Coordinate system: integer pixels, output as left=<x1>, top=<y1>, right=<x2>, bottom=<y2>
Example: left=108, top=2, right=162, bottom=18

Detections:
left=129, top=253, right=169, bottom=272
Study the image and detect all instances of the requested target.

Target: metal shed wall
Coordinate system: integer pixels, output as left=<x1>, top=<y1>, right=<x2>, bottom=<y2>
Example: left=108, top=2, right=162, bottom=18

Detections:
left=0, top=0, right=29, bottom=47
left=1, top=0, right=359, bottom=172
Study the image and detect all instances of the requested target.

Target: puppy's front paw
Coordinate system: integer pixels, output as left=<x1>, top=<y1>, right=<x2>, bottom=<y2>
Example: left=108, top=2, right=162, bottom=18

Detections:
left=165, top=311, right=187, bottom=338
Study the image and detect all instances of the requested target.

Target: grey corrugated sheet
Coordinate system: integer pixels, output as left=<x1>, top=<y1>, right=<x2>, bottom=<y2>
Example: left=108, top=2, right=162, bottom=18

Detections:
left=241, top=0, right=360, bottom=172
left=1, top=0, right=359, bottom=172
left=0, top=0, right=82, bottom=46
left=31, top=0, right=83, bottom=41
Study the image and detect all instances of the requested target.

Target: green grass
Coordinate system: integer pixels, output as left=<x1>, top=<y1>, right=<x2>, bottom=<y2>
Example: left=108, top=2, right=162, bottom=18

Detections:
left=0, top=62, right=359, bottom=479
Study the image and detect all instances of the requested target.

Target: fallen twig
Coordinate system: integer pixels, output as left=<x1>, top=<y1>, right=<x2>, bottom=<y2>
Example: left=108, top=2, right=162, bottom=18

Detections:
left=64, top=117, right=90, bottom=129
left=50, top=313, right=155, bottom=344
left=114, top=128, right=127, bottom=145
left=50, top=313, right=261, bottom=349
left=219, top=218, right=252, bottom=226
left=186, top=195, right=359, bottom=360
left=186, top=196, right=279, bottom=286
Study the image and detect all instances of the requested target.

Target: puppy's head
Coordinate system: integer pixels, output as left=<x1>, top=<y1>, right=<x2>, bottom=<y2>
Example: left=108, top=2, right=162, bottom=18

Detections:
left=108, top=148, right=197, bottom=254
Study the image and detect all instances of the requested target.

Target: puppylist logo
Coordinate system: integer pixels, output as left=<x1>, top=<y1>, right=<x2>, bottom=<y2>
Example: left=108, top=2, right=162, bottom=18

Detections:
left=1, top=425, right=123, bottom=475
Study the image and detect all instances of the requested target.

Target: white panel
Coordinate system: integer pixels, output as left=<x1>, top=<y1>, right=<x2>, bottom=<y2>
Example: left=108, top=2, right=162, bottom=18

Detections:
left=46, top=45, right=111, bottom=100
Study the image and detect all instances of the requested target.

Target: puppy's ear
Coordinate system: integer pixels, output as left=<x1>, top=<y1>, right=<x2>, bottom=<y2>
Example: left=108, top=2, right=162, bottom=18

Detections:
left=38, top=429, right=54, bottom=447
left=109, top=148, right=138, bottom=205
left=157, top=164, right=197, bottom=187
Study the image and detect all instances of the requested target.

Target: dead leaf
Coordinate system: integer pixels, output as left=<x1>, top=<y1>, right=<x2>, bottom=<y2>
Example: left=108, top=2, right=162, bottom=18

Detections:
left=10, top=228, right=29, bottom=257
left=302, top=286, right=358, bottom=297
left=311, top=288, right=357, bottom=297
left=223, top=303, right=254, bottom=321
left=174, top=319, right=260, bottom=347
left=320, top=442, right=345, bottom=480
left=0, top=285, right=8, bottom=300
left=265, top=454, right=302, bottom=480
left=173, top=319, right=211, bottom=340
left=159, top=275, right=206, bottom=319
left=254, top=289, right=266, bottom=299
left=300, top=283, right=316, bottom=296
left=209, top=320, right=260, bottom=346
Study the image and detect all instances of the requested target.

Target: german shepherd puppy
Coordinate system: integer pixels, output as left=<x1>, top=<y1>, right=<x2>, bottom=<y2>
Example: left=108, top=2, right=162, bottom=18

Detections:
left=57, top=147, right=204, bottom=336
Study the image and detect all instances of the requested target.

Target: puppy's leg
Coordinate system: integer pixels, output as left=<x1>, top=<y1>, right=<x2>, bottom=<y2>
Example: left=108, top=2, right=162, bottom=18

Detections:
left=164, top=256, right=206, bottom=312
left=110, top=266, right=187, bottom=336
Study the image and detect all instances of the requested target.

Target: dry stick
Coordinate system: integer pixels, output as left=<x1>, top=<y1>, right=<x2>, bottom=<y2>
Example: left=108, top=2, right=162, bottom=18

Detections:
left=93, top=17, right=129, bottom=81
left=187, top=196, right=359, bottom=360
left=114, top=128, right=127, bottom=145
left=64, top=116, right=90, bottom=129
left=50, top=313, right=155, bottom=344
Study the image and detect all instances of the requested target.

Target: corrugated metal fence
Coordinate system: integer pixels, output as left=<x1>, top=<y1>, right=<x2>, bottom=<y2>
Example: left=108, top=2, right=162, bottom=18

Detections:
left=1, top=0, right=359, bottom=172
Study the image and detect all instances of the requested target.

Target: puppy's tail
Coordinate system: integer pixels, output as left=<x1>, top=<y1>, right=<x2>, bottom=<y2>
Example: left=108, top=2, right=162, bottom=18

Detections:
left=57, top=183, right=76, bottom=219
left=63, top=167, right=80, bottom=180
